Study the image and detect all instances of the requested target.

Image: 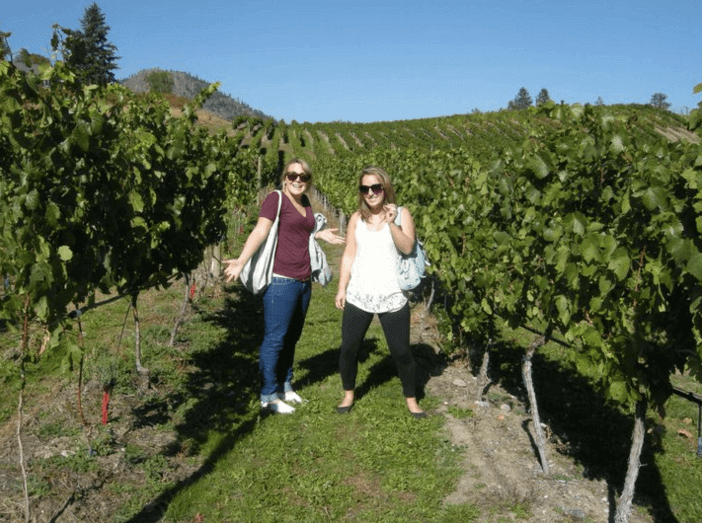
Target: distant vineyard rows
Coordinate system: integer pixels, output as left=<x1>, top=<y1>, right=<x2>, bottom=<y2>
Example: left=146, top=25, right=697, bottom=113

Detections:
left=233, top=104, right=691, bottom=168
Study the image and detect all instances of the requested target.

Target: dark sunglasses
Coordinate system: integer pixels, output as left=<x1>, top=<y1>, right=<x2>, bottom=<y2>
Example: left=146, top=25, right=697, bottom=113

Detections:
left=286, top=173, right=311, bottom=182
left=359, top=183, right=384, bottom=195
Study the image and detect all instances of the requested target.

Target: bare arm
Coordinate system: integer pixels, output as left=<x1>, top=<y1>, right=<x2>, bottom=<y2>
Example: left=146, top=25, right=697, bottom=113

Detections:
left=386, top=206, right=415, bottom=255
left=335, top=212, right=359, bottom=309
left=223, top=216, right=274, bottom=282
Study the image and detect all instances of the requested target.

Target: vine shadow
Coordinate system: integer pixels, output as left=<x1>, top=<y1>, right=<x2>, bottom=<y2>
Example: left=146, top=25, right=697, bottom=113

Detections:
left=483, top=338, right=678, bottom=523
left=316, top=339, right=438, bottom=406
left=293, top=337, right=376, bottom=392
left=125, top=287, right=268, bottom=522
left=412, top=341, right=449, bottom=399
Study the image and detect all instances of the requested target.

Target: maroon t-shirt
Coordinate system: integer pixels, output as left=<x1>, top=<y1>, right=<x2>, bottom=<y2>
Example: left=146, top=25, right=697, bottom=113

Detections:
left=260, top=191, right=315, bottom=281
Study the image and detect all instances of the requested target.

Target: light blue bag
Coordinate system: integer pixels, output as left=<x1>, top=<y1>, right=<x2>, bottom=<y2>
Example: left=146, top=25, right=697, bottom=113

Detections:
left=394, top=206, right=428, bottom=291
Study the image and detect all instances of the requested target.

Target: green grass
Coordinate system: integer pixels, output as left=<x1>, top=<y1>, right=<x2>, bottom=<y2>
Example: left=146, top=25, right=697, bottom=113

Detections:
left=651, top=393, right=702, bottom=522
left=155, top=279, right=465, bottom=522
left=447, top=405, right=474, bottom=419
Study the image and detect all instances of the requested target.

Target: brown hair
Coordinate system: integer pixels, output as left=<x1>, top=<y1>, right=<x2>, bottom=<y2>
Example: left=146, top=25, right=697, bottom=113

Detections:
left=280, top=158, right=312, bottom=190
left=357, top=165, right=396, bottom=222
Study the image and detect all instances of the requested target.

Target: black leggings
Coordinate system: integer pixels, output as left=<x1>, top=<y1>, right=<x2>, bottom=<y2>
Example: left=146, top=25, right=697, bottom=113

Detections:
left=339, top=302, right=417, bottom=398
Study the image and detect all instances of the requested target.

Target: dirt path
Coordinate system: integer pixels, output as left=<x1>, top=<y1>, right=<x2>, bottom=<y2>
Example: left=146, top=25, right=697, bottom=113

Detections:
left=422, top=361, right=656, bottom=522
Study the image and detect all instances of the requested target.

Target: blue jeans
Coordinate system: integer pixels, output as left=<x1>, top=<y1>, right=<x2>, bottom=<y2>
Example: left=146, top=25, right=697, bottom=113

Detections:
left=260, top=276, right=312, bottom=403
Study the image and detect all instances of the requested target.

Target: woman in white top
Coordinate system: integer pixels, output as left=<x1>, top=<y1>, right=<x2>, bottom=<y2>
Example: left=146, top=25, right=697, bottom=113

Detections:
left=335, top=166, right=426, bottom=418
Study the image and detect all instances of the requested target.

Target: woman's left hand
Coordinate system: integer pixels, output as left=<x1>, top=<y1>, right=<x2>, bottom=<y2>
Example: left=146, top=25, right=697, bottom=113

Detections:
left=316, top=228, right=345, bottom=244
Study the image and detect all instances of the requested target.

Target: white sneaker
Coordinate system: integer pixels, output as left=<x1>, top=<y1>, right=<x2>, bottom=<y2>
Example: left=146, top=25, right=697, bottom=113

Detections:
left=283, top=391, right=304, bottom=404
left=261, top=399, right=295, bottom=414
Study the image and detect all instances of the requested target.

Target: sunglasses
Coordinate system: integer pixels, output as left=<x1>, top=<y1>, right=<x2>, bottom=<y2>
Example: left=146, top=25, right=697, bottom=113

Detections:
left=286, top=173, right=311, bottom=183
left=359, top=183, right=384, bottom=195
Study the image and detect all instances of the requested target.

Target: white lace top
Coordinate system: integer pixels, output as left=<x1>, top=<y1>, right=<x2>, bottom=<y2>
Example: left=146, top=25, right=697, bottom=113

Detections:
left=346, top=220, right=407, bottom=313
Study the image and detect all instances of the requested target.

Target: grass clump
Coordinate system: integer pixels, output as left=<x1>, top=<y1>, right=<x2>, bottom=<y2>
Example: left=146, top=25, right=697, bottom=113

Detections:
left=447, top=405, right=474, bottom=419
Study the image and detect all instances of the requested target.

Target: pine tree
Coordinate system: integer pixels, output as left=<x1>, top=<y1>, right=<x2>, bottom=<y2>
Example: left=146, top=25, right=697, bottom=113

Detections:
left=508, top=87, right=533, bottom=110
left=650, top=92, right=671, bottom=111
left=535, top=88, right=552, bottom=106
left=61, top=3, right=120, bottom=86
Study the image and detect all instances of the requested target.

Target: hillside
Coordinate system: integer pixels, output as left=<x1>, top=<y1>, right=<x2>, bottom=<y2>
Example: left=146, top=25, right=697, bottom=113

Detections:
left=224, top=103, right=696, bottom=176
left=119, top=68, right=272, bottom=122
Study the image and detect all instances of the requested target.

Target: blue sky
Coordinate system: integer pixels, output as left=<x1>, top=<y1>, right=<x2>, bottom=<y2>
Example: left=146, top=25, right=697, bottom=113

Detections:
left=3, top=0, right=701, bottom=123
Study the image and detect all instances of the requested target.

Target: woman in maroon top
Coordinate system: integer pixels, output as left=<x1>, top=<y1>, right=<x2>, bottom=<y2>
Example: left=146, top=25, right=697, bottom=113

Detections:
left=224, top=159, right=344, bottom=413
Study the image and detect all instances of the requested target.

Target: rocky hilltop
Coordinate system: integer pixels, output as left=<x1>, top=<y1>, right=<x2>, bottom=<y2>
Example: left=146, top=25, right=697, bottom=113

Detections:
left=120, top=68, right=272, bottom=122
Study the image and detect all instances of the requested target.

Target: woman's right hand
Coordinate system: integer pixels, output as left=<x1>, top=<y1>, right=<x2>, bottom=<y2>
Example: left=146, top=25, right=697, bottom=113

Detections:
left=335, top=289, right=347, bottom=310
left=382, top=204, right=397, bottom=224
left=223, top=258, right=245, bottom=283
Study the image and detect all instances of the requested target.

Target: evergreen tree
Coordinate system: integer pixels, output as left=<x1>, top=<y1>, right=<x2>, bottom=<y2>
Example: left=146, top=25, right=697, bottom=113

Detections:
left=535, top=88, right=552, bottom=106
left=0, top=27, right=11, bottom=61
left=650, top=92, right=671, bottom=111
left=508, top=87, right=533, bottom=110
left=595, top=96, right=605, bottom=106
left=61, top=3, right=120, bottom=86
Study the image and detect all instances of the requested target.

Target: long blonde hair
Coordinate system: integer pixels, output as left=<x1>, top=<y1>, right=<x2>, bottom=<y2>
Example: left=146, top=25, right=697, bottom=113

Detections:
left=357, top=165, right=396, bottom=222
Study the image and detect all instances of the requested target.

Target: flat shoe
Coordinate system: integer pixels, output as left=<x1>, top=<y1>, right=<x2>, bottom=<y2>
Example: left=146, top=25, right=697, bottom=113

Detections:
left=410, top=411, right=427, bottom=419
left=336, top=404, right=353, bottom=414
